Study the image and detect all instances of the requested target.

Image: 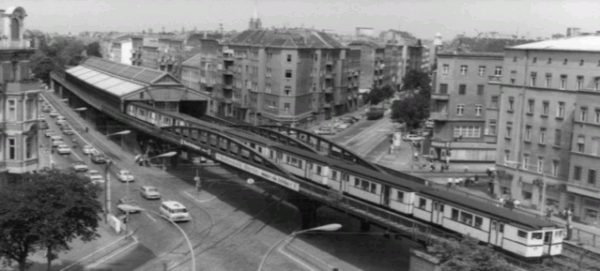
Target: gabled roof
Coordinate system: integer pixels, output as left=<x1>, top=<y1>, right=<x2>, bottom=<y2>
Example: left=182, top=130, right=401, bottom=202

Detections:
left=347, top=40, right=384, bottom=48
left=508, top=35, right=600, bottom=52
left=81, top=57, right=174, bottom=85
left=442, top=36, right=537, bottom=54
left=227, top=29, right=345, bottom=48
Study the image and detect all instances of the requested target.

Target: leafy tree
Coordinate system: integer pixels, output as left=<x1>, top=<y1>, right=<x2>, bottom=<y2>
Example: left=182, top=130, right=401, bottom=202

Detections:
left=30, top=52, right=55, bottom=84
left=0, top=169, right=102, bottom=271
left=401, top=69, right=432, bottom=98
left=390, top=94, right=429, bottom=130
left=366, top=85, right=395, bottom=105
left=86, top=41, right=103, bottom=58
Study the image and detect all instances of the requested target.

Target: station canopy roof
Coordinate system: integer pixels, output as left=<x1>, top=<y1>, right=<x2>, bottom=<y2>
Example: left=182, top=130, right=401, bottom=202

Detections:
left=66, top=65, right=145, bottom=97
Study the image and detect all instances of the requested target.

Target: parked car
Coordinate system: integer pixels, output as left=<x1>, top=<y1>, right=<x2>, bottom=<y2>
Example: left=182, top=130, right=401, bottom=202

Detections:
left=82, top=145, right=96, bottom=155
left=72, top=161, right=88, bottom=172
left=52, top=139, right=64, bottom=147
left=57, top=144, right=71, bottom=154
left=91, top=153, right=108, bottom=164
left=140, top=186, right=161, bottom=200
left=42, top=106, right=52, bottom=112
left=117, top=198, right=141, bottom=214
left=56, top=119, right=67, bottom=126
left=86, top=170, right=103, bottom=183
left=117, top=170, right=135, bottom=182
left=425, top=119, right=434, bottom=128
left=49, top=111, right=59, bottom=117
left=45, top=130, right=55, bottom=137
left=333, top=122, right=351, bottom=131
left=314, top=127, right=336, bottom=135
left=62, top=128, right=75, bottom=135
left=340, top=116, right=359, bottom=124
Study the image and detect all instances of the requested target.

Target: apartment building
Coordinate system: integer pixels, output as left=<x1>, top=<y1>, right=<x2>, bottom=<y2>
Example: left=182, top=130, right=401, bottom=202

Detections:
left=379, top=29, right=425, bottom=81
left=430, top=36, right=535, bottom=163
left=494, top=36, right=600, bottom=212
left=0, top=6, right=40, bottom=180
left=180, top=39, right=222, bottom=115
left=221, top=28, right=355, bottom=128
left=108, top=35, right=143, bottom=65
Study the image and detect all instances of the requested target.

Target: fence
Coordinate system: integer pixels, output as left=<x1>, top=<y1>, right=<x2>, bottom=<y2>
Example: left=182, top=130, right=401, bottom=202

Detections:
left=59, top=233, right=134, bottom=271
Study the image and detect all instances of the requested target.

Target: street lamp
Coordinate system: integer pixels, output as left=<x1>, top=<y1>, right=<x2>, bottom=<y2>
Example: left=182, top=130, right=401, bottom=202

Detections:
left=116, top=205, right=196, bottom=271
left=144, top=151, right=177, bottom=169
left=257, top=223, right=342, bottom=271
left=104, top=159, right=113, bottom=222
left=74, top=107, right=87, bottom=111
left=505, top=160, right=548, bottom=215
left=90, top=130, right=131, bottom=149
left=408, top=137, right=424, bottom=175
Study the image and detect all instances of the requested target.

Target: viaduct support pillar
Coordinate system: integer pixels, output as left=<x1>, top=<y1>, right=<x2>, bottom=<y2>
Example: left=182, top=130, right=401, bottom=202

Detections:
left=169, top=150, right=180, bottom=168
left=290, top=197, right=321, bottom=230
left=360, top=220, right=371, bottom=232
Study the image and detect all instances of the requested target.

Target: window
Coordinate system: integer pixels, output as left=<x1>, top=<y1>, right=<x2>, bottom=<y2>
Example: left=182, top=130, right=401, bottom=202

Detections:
left=442, top=64, right=449, bottom=75
left=527, top=99, right=534, bottom=114
left=458, top=84, right=466, bottom=95
left=506, top=122, right=512, bottom=139
left=25, top=136, right=34, bottom=159
left=477, top=85, right=484, bottom=95
left=460, top=65, right=467, bottom=75
left=456, top=104, right=465, bottom=115
left=563, top=58, right=568, bottom=65
left=542, top=101, right=549, bottom=116
left=577, top=135, right=585, bottom=152
left=589, top=170, right=597, bottom=185
left=560, top=75, right=567, bottom=90
left=285, top=70, right=292, bottom=78
left=513, top=56, right=517, bottom=62
left=574, top=166, right=582, bottom=181
left=488, top=120, right=496, bottom=135
left=596, top=109, right=600, bottom=123
left=284, top=86, right=291, bottom=96
left=478, top=66, right=485, bottom=76
left=460, top=212, right=474, bottom=225
left=453, top=126, right=482, bottom=138
left=540, top=128, right=546, bottom=144
left=508, top=97, right=514, bottom=111
left=545, top=74, right=552, bottom=87
left=451, top=209, right=459, bottom=220
left=554, top=129, right=562, bottom=146
left=287, top=54, right=292, bottom=62
left=474, top=217, right=483, bottom=228
left=557, top=102, right=565, bottom=118
left=525, top=125, right=531, bottom=141
left=266, top=84, right=272, bottom=93
left=26, top=97, right=35, bottom=120
left=577, top=76, right=584, bottom=90
left=595, top=78, right=600, bottom=91
left=533, top=57, right=537, bottom=63
left=504, top=150, right=510, bottom=164
left=537, top=157, right=544, bottom=173
left=591, top=137, right=600, bottom=156
left=581, top=107, right=588, bottom=122
left=523, top=154, right=530, bottom=169
left=284, top=103, right=290, bottom=112
left=397, top=191, right=404, bottom=202
left=530, top=72, right=537, bottom=87
left=419, top=198, right=427, bottom=209
left=494, top=66, right=502, bottom=76
left=8, top=138, right=16, bottom=160
left=7, top=99, right=16, bottom=121
left=548, top=58, right=552, bottom=64
left=581, top=59, right=585, bottom=66
left=439, top=84, right=448, bottom=94
left=518, top=230, right=528, bottom=239
left=490, top=95, right=499, bottom=108
left=475, top=105, right=482, bottom=116
left=552, top=160, right=559, bottom=176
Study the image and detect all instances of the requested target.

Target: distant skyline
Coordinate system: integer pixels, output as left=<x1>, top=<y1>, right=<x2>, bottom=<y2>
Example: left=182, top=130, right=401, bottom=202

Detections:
left=9, top=0, right=599, bottom=40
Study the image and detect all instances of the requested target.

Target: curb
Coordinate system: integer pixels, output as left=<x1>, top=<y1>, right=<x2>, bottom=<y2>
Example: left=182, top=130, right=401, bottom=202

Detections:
left=58, top=234, right=138, bottom=271
left=84, top=235, right=139, bottom=269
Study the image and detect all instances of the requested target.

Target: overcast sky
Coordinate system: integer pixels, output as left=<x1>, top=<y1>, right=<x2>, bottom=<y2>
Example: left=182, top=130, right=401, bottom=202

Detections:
left=10, top=0, right=597, bottom=40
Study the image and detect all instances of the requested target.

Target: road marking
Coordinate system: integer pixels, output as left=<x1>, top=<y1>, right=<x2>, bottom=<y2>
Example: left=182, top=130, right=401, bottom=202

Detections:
left=145, top=212, right=157, bottom=222
left=278, top=244, right=317, bottom=271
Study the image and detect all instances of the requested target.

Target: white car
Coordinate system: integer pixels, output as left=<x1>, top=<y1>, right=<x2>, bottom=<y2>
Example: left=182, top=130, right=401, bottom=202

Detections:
left=72, top=161, right=88, bottom=172
left=52, top=139, right=64, bottom=147
left=140, top=186, right=161, bottom=200
left=90, top=175, right=105, bottom=184
left=117, top=170, right=135, bottom=182
left=57, top=144, right=71, bottom=154
left=403, top=134, right=424, bottom=142
left=49, top=111, right=59, bottom=117
left=82, top=145, right=97, bottom=155
left=45, top=130, right=55, bottom=137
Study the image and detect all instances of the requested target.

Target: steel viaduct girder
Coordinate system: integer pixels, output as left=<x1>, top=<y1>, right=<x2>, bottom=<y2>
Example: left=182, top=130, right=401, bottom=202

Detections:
left=229, top=125, right=319, bottom=154
left=161, top=126, right=296, bottom=181
left=247, top=125, right=384, bottom=173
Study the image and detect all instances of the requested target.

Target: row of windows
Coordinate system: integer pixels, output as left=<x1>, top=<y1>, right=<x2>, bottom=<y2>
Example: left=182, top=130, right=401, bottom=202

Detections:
left=441, top=64, right=502, bottom=76
left=453, top=126, right=482, bottom=138
left=353, top=177, right=377, bottom=194
left=503, top=150, right=560, bottom=176
left=438, top=84, right=485, bottom=96
left=574, top=135, right=600, bottom=156
left=455, top=104, right=483, bottom=116
left=450, top=208, right=484, bottom=229
left=4, top=98, right=37, bottom=122
left=578, top=107, right=600, bottom=124
left=508, top=69, right=600, bottom=91
left=507, top=97, right=566, bottom=118
left=572, top=166, right=597, bottom=185
left=4, top=136, right=36, bottom=160
left=517, top=56, right=599, bottom=67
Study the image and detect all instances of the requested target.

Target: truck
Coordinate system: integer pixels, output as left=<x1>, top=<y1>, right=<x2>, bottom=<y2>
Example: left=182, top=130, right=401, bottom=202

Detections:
left=365, top=107, right=385, bottom=120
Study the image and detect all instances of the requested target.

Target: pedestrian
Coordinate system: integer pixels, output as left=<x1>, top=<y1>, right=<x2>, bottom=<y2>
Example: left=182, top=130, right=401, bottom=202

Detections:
left=474, top=174, right=479, bottom=184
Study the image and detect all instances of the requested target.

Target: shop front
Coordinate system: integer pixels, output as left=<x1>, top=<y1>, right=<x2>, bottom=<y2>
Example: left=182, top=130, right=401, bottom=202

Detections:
left=567, top=184, right=600, bottom=224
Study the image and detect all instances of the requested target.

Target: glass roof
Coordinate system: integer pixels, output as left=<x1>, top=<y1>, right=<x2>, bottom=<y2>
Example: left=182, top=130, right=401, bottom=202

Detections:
left=66, top=66, right=85, bottom=74
left=78, top=70, right=103, bottom=80
left=105, top=81, right=143, bottom=96
left=84, top=73, right=112, bottom=84
left=69, top=67, right=93, bottom=77
left=94, top=77, right=125, bottom=89
left=82, top=57, right=166, bottom=85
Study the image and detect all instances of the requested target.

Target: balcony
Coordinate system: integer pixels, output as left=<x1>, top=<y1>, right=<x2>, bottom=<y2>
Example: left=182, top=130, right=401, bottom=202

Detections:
left=222, top=82, right=233, bottom=89
left=0, top=39, right=33, bottom=50
left=323, top=87, right=333, bottom=93
left=431, top=92, right=449, bottom=100
left=223, top=68, right=233, bottom=75
left=488, top=75, right=502, bottom=83
left=429, top=111, right=448, bottom=121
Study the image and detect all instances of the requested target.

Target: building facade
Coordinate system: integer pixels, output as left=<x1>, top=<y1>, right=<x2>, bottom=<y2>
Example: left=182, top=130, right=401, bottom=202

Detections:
left=494, top=36, right=600, bottom=213
left=430, top=37, right=535, bottom=163
left=0, top=6, right=40, bottom=177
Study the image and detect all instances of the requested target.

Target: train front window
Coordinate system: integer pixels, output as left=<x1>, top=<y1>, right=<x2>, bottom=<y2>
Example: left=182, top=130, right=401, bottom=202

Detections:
left=460, top=212, right=473, bottom=225
left=532, top=232, right=543, bottom=240
left=419, top=198, right=426, bottom=209
left=555, top=230, right=564, bottom=238
left=517, top=230, right=528, bottom=239
left=397, top=191, right=404, bottom=201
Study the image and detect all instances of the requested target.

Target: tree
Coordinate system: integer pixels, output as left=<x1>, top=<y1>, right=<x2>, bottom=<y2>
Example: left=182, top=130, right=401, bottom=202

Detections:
left=86, top=41, right=102, bottom=58
left=366, top=85, right=395, bottom=105
left=390, top=94, right=430, bottom=130
left=30, top=52, right=55, bottom=84
left=401, top=69, right=432, bottom=98
left=0, top=169, right=102, bottom=271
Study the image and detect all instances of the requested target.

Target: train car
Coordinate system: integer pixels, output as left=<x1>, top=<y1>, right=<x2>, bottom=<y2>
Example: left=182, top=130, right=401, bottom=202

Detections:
left=269, top=144, right=342, bottom=186
left=223, top=129, right=271, bottom=157
left=415, top=188, right=563, bottom=257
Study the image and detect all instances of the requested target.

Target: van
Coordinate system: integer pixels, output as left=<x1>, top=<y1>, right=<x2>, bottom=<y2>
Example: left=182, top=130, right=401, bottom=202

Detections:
left=160, top=201, right=191, bottom=222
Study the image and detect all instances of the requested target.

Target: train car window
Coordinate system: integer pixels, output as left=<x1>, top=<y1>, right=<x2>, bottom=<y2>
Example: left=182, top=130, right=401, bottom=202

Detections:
left=491, top=221, right=497, bottom=230
left=331, top=170, right=338, bottom=180
left=532, top=232, right=543, bottom=240
left=354, top=178, right=360, bottom=187
left=498, top=224, right=504, bottom=233
left=474, top=217, right=483, bottom=229
left=517, top=230, right=528, bottom=239
left=269, top=134, right=277, bottom=141
left=138, top=108, right=146, bottom=116
left=127, top=105, right=135, bottom=115
left=230, top=142, right=239, bottom=154
left=451, top=209, right=459, bottom=220
left=250, top=143, right=256, bottom=148
left=276, top=152, right=282, bottom=159
left=191, top=130, right=198, bottom=140
left=150, top=112, right=157, bottom=123
left=369, top=183, right=377, bottom=193
left=360, top=180, right=369, bottom=191
left=241, top=149, right=250, bottom=160
left=460, top=212, right=473, bottom=225
left=182, top=128, right=189, bottom=137
left=299, top=134, right=307, bottom=141
left=290, top=141, right=297, bottom=147
left=258, top=146, right=263, bottom=153
left=209, top=134, right=217, bottom=146
left=316, top=165, right=322, bottom=175
left=253, top=155, right=263, bottom=165
left=163, top=117, right=172, bottom=126
left=342, top=174, right=349, bottom=182
left=200, top=131, right=207, bottom=143
left=269, top=150, right=275, bottom=159
left=219, top=138, right=228, bottom=151
left=397, top=191, right=404, bottom=202
left=419, top=198, right=427, bottom=209
left=554, top=230, right=563, bottom=238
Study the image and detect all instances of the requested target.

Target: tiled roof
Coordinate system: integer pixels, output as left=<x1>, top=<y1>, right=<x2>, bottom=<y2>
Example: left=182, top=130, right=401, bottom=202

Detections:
left=509, top=35, right=600, bottom=51
left=348, top=40, right=384, bottom=48
left=82, top=57, right=168, bottom=85
left=227, top=29, right=345, bottom=48
left=442, top=37, right=537, bottom=54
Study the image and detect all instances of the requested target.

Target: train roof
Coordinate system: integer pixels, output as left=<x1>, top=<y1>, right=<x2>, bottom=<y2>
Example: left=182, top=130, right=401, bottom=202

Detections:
left=224, top=129, right=275, bottom=145
left=270, top=144, right=422, bottom=191
left=418, top=188, right=557, bottom=230
left=129, top=102, right=225, bottom=131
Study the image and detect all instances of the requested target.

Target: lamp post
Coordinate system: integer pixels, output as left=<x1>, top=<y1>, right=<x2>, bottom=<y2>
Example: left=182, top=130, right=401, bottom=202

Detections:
left=104, top=159, right=113, bottom=223
left=145, top=151, right=177, bottom=170
left=258, top=223, right=342, bottom=271
left=505, top=160, right=547, bottom=214
left=90, top=130, right=131, bottom=150
left=117, top=205, right=196, bottom=271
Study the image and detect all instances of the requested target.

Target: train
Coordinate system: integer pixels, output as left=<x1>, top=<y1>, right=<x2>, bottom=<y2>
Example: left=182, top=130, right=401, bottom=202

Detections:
left=124, top=101, right=565, bottom=259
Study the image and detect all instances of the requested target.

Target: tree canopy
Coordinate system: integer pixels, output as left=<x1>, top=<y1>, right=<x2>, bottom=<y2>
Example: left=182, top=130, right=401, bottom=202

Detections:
left=86, top=42, right=103, bottom=58
left=401, top=69, right=432, bottom=98
left=366, top=84, right=395, bottom=105
left=0, top=169, right=102, bottom=271
left=30, top=35, right=87, bottom=84
left=390, top=94, right=429, bottom=130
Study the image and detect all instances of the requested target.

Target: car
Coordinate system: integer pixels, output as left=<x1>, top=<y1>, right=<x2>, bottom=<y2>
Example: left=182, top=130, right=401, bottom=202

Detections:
left=425, top=119, right=434, bottom=128
left=314, top=127, right=336, bottom=135
left=333, top=122, right=350, bottom=131
left=86, top=169, right=103, bottom=180
left=403, top=134, right=425, bottom=142
left=56, top=119, right=67, bottom=126
left=160, top=201, right=191, bottom=222
left=91, top=153, right=108, bottom=164
left=52, top=139, right=64, bottom=147
left=42, top=106, right=52, bottom=112
left=82, top=145, right=96, bottom=155
left=117, top=198, right=141, bottom=214
left=50, top=135, right=63, bottom=141
left=57, top=144, right=71, bottom=154
left=340, top=116, right=359, bottom=124
left=117, top=170, right=135, bottom=182
left=72, top=161, right=88, bottom=172
left=140, top=186, right=161, bottom=200
left=62, top=128, right=75, bottom=135
left=49, top=111, right=59, bottom=117
left=45, top=130, right=55, bottom=137
left=89, top=175, right=105, bottom=184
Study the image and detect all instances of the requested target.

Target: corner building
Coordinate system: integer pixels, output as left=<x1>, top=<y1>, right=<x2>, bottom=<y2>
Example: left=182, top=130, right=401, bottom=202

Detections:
left=494, top=36, right=600, bottom=212
left=0, top=6, right=40, bottom=178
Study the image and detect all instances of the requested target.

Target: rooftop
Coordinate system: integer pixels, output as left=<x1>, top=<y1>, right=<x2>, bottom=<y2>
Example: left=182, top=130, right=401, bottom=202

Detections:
left=227, top=29, right=345, bottom=48
left=181, top=53, right=203, bottom=67
left=82, top=57, right=169, bottom=85
left=442, top=36, right=537, bottom=54
left=508, top=35, right=600, bottom=51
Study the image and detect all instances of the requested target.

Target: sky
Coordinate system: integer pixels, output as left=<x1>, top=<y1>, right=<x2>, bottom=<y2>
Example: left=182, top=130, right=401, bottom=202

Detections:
left=8, top=0, right=600, bottom=40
